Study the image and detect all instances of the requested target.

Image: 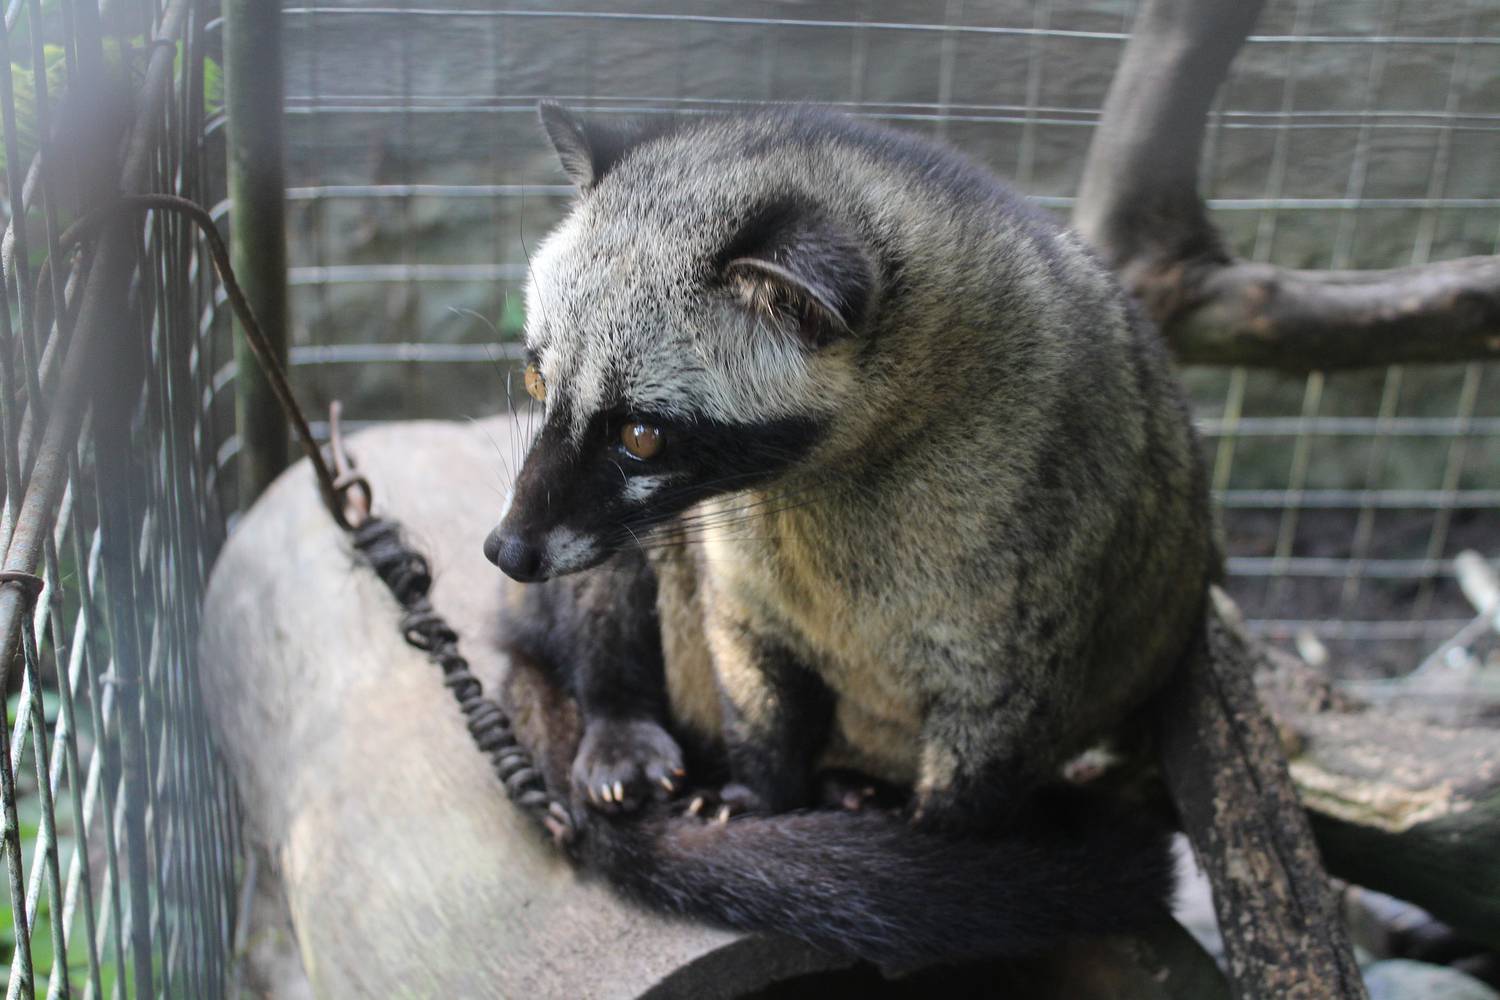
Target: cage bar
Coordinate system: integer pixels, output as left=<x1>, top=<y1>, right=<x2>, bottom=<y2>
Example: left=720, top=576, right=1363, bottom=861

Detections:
left=224, top=0, right=290, bottom=506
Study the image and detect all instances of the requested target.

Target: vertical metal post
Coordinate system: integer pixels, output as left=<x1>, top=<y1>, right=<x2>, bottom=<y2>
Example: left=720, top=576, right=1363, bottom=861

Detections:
left=223, top=0, right=289, bottom=505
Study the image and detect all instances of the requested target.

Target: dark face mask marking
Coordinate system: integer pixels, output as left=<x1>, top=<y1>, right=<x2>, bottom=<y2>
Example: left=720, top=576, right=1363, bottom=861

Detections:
left=486, top=407, right=824, bottom=581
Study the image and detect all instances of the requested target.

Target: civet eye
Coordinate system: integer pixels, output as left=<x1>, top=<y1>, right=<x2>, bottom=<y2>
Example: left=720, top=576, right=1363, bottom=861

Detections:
left=621, top=422, right=663, bottom=460
left=523, top=363, right=546, bottom=402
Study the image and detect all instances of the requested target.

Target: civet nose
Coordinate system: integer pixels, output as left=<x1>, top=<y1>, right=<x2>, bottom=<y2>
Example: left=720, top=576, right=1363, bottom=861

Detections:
left=485, top=527, right=545, bottom=582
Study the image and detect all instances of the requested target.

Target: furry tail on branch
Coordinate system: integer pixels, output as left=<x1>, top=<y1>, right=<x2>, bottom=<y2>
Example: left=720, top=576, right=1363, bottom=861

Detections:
left=580, top=795, right=1177, bottom=968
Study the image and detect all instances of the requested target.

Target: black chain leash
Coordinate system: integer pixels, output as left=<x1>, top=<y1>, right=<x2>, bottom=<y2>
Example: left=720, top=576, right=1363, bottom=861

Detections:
left=72, top=194, right=576, bottom=846
left=349, top=516, right=575, bottom=846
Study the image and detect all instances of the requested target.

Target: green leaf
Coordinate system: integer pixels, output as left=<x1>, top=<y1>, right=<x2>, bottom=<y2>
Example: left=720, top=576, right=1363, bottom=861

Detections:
left=0, top=54, right=65, bottom=174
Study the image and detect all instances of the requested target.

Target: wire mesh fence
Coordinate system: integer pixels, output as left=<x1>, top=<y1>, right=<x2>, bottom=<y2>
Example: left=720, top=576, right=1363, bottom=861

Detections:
left=0, top=0, right=241, bottom=997
left=4, top=0, right=1498, bottom=996
left=248, top=0, right=1500, bottom=680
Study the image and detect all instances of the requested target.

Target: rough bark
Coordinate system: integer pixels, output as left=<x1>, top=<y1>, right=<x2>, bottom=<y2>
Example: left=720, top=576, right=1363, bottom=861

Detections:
left=1076, top=0, right=1500, bottom=984
left=1257, top=643, right=1500, bottom=951
left=1074, top=0, right=1500, bottom=370
left=1159, top=588, right=1368, bottom=999
left=1158, top=259, right=1500, bottom=369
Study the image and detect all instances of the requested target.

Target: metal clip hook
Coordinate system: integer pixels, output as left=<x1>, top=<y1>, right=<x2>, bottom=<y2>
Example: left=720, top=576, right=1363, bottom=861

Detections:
left=327, top=400, right=373, bottom=529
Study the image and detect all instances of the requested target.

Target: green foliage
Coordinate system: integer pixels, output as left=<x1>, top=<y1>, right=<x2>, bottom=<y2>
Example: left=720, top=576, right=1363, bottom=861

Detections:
left=204, top=50, right=223, bottom=116
left=0, top=860, right=120, bottom=997
left=5, top=689, right=61, bottom=730
left=173, top=36, right=224, bottom=119
left=0, top=43, right=68, bottom=175
left=0, top=38, right=223, bottom=175
left=0, top=691, right=118, bottom=995
left=499, top=291, right=526, bottom=339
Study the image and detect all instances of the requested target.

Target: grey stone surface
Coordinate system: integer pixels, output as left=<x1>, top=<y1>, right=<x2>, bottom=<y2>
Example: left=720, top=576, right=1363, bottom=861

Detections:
left=200, top=417, right=851, bottom=998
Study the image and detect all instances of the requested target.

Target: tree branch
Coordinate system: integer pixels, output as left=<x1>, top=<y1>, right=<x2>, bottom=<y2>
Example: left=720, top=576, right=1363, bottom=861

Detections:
left=1075, top=0, right=1500, bottom=370
left=1073, top=0, right=1260, bottom=272
left=1159, top=588, right=1368, bottom=999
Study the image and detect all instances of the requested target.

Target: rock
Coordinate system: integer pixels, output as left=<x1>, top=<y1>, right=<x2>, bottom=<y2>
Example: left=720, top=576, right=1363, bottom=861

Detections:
left=1363, top=959, right=1499, bottom=1000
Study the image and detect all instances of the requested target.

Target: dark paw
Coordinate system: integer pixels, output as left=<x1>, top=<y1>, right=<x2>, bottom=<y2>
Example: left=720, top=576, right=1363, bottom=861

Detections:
left=817, top=769, right=902, bottom=813
left=909, top=785, right=992, bottom=835
left=910, top=780, right=1024, bottom=835
left=678, top=782, right=764, bottom=825
left=572, top=718, right=685, bottom=815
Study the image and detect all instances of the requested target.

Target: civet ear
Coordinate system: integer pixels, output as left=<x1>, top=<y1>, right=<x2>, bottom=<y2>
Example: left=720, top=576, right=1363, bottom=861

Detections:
left=537, top=101, right=671, bottom=191
left=721, top=199, right=877, bottom=348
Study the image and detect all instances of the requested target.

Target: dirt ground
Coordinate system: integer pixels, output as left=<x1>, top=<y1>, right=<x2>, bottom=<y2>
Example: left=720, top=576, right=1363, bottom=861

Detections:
left=1223, top=506, right=1499, bottom=679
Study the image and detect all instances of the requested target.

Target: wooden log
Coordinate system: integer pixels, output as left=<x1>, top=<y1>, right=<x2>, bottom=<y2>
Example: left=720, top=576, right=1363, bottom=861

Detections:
left=1254, top=638, right=1500, bottom=950
left=200, top=416, right=1229, bottom=998
left=1187, top=588, right=1500, bottom=975
left=1300, top=718, right=1500, bottom=952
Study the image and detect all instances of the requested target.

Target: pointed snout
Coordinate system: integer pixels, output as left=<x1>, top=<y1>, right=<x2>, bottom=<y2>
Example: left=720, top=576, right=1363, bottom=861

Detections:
left=484, top=417, right=612, bottom=581
left=484, top=526, right=547, bottom=582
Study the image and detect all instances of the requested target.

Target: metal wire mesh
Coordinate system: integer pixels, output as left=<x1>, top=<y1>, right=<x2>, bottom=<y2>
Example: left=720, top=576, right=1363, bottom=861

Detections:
left=235, top=0, right=1499, bottom=680
left=1, top=1, right=241, bottom=998
left=5, top=2, right=1486, bottom=996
